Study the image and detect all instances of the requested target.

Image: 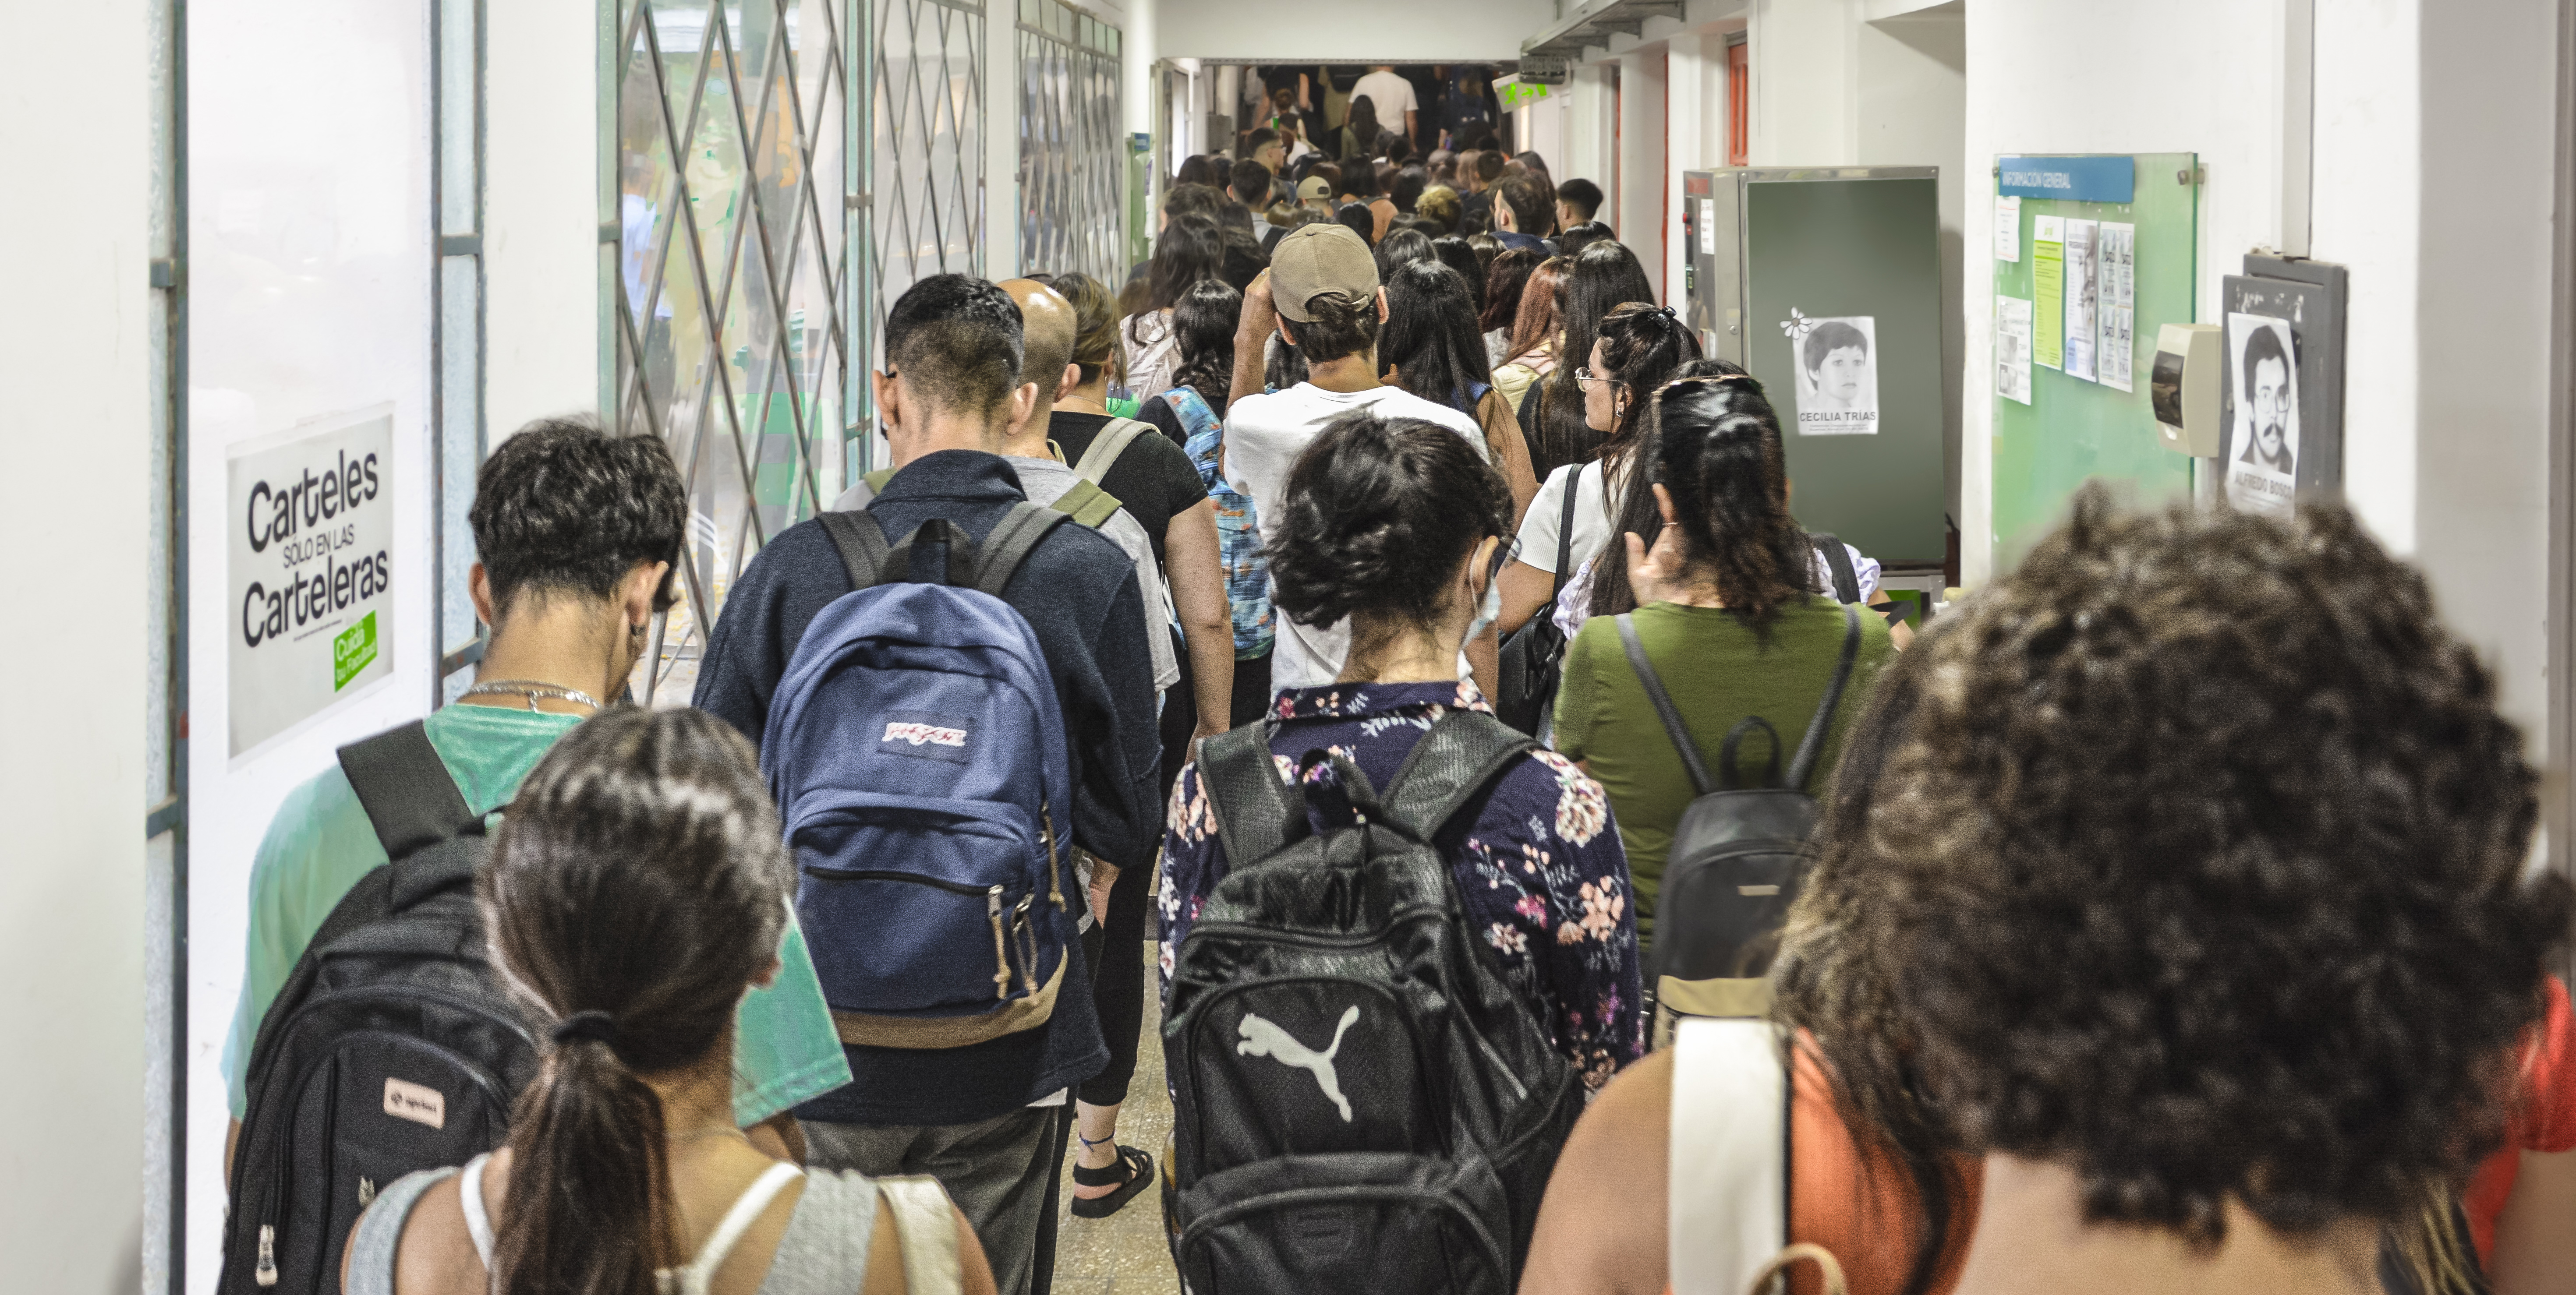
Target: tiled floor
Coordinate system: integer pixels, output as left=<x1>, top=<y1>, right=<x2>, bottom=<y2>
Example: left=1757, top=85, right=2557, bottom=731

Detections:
left=1047, top=939, right=1182, bottom=1295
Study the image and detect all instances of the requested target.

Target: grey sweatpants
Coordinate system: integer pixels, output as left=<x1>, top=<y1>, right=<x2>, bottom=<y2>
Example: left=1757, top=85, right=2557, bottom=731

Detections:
left=801, top=1107, right=1063, bottom=1295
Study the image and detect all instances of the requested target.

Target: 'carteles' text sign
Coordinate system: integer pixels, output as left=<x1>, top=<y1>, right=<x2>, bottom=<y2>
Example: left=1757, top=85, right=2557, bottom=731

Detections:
left=1996, top=155, right=2136, bottom=205
left=228, top=407, right=396, bottom=755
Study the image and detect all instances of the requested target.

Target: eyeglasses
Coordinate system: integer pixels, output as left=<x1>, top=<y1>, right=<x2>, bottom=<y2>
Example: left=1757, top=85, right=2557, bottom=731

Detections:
left=1573, top=367, right=1625, bottom=390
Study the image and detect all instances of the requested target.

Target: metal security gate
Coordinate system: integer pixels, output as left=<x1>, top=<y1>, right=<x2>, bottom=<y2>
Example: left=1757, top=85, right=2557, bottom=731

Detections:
left=872, top=0, right=986, bottom=316
left=612, top=0, right=859, bottom=702
left=1017, top=0, right=1122, bottom=284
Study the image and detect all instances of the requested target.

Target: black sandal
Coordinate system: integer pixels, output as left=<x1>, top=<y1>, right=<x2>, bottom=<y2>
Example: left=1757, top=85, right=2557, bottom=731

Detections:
left=1068, top=1144, right=1153, bottom=1219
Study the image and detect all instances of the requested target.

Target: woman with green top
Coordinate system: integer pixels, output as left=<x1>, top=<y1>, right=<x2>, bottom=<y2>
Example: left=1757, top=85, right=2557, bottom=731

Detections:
left=1551, top=374, right=1897, bottom=937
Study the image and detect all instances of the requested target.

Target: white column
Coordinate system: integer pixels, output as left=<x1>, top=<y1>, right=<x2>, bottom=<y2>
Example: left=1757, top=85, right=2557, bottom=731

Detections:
left=983, top=0, right=1019, bottom=277
left=1666, top=35, right=1715, bottom=309
left=485, top=0, right=600, bottom=434
left=1616, top=47, right=1668, bottom=301
left=1564, top=61, right=1614, bottom=210
left=1124, top=0, right=1157, bottom=246
left=1, top=5, right=148, bottom=1293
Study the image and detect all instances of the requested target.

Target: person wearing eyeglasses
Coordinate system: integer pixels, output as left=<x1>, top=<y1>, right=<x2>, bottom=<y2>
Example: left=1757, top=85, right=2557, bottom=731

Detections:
left=220, top=418, right=854, bottom=1182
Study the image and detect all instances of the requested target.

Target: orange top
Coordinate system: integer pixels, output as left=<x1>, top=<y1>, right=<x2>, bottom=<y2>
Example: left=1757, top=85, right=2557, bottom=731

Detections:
left=1667, top=1041, right=1985, bottom=1295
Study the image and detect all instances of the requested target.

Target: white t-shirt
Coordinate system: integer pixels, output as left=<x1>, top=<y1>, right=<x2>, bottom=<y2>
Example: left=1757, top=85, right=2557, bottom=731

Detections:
left=1515, top=461, right=1614, bottom=577
left=1120, top=311, right=1180, bottom=402
left=1222, top=383, right=1488, bottom=691
left=1352, top=71, right=1419, bottom=124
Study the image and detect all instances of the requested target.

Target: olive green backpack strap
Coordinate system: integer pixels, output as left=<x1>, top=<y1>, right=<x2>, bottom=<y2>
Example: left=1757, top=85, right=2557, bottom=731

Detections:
left=1050, top=477, right=1125, bottom=529
left=1070, top=417, right=1155, bottom=485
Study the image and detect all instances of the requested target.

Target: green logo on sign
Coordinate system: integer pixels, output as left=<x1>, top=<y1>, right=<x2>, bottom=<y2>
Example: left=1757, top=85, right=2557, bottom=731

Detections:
left=333, top=612, right=379, bottom=690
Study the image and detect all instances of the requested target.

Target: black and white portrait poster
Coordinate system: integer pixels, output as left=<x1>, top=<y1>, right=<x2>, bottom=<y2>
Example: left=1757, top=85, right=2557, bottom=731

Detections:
left=2225, top=311, right=2299, bottom=517
left=1790, top=313, right=1879, bottom=435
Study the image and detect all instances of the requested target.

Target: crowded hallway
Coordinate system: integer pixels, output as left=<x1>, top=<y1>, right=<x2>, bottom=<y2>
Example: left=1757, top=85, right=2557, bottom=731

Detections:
left=10, top=3, right=2576, bottom=1295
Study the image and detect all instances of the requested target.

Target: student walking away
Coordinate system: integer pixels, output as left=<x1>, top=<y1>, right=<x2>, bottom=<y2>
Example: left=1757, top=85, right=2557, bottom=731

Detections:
left=1461, top=150, right=1507, bottom=229
left=1139, top=279, right=1277, bottom=730
left=1491, top=253, right=1568, bottom=413
left=1230, top=160, right=1277, bottom=242
left=1524, top=488, right=2576, bottom=1295
left=1430, top=233, right=1486, bottom=313
left=1497, top=303, right=1702, bottom=646
left=1556, top=222, right=1615, bottom=258
left=1555, top=178, right=1603, bottom=232
left=1417, top=185, right=1466, bottom=237
left=1492, top=173, right=1560, bottom=256
left=694, top=275, right=1162, bottom=1295
left=1221, top=222, right=1496, bottom=695
left=1352, top=65, right=1420, bottom=147
left=1120, top=214, right=1226, bottom=402
left=1380, top=258, right=1539, bottom=518
left=1374, top=227, right=1436, bottom=280
left=1478, top=247, right=1538, bottom=365
left=1551, top=374, right=1894, bottom=952
left=340, top=708, right=998, bottom=1295
left=1522, top=241, right=1656, bottom=481
left=1160, top=413, right=1641, bottom=1294
left=1440, top=67, right=1496, bottom=151
left=218, top=420, right=850, bottom=1295
left=1338, top=94, right=1386, bottom=166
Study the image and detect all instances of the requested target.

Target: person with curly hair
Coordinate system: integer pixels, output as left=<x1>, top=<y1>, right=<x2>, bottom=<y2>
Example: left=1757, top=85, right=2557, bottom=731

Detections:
left=1158, top=410, right=1644, bottom=1091
left=1519, top=486, right=2573, bottom=1295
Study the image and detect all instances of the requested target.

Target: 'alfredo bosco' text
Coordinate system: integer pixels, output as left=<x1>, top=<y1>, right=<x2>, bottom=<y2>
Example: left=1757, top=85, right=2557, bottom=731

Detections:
left=242, top=450, right=390, bottom=648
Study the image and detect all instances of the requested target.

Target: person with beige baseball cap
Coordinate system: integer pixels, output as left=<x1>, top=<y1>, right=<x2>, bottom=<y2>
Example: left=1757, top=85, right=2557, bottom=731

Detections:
left=1218, top=222, right=1498, bottom=696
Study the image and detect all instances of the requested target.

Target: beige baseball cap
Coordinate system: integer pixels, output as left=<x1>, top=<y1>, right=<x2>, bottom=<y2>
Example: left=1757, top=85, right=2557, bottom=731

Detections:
left=1296, top=175, right=1332, bottom=203
left=1269, top=223, right=1379, bottom=323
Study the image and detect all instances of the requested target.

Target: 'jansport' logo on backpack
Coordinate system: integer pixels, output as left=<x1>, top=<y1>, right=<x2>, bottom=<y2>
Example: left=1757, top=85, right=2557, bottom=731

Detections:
left=884, top=722, right=967, bottom=747
left=878, top=711, right=973, bottom=763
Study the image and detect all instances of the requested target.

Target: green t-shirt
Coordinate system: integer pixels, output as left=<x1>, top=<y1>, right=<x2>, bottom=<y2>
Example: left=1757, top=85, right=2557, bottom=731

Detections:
left=220, top=703, right=851, bottom=1125
left=1553, top=596, right=1894, bottom=937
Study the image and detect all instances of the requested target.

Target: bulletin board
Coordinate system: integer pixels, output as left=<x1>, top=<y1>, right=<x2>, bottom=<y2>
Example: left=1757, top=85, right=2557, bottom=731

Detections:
left=1989, top=153, right=2201, bottom=563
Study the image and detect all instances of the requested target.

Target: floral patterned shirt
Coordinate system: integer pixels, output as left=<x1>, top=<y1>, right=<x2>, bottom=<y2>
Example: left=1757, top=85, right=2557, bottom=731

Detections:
left=1159, top=679, right=1645, bottom=1092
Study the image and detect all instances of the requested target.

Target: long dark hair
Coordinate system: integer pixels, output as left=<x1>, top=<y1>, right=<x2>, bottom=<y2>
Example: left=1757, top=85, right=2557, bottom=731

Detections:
left=1381, top=260, right=1495, bottom=417
left=1169, top=277, right=1243, bottom=416
left=1479, top=247, right=1540, bottom=336
left=1596, top=374, right=1812, bottom=632
left=1389, top=166, right=1429, bottom=214
left=1374, top=228, right=1435, bottom=279
left=1264, top=411, right=1513, bottom=639
left=1502, top=255, right=1570, bottom=365
left=1345, top=95, right=1383, bottom=155
left=1588, top=303, right=1702, bottom=464
left=1590, top=356, right=1750, bottom=621
left=1130, top=213, right=1226, bottom=348
left=1533, top=241, right=1656, bottom=479
left=1431, top=235, right=1486, bottom=315
left=481, top=709, right=792, bottom=1295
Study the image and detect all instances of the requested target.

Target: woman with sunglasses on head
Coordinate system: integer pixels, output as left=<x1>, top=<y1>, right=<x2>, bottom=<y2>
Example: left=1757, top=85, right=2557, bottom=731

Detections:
left=340, top=708, right=996, bottom=1295
left=1157, top=411, right=1645, bottom=1094
left=1551, top=375, right=1900, bottom=943
left=1496, top=302, right=1700, bottom=642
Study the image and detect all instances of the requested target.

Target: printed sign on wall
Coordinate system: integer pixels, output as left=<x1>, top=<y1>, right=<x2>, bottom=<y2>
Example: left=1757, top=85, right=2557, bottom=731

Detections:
left=227, top=406, right=396, bottom=755
left=1781, top=308, right=1880, bottom=434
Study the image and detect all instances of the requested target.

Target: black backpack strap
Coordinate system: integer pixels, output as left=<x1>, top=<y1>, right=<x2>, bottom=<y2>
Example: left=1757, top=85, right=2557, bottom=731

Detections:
left=1719, top=717, right=1784, bottom=791
left=1615, top=613, right=1716, bottom=798
left=1380, top=711, right=1537, bottom=841
left=819, top=509, right=893, bottom=590
left=1784, top=604, right=1864, bottom=792
left=883, top=518, right=981, bottom=587
left=1202, top=723, right=1308, bottom=865
left=1549, top=466, right=1582, bottom=597
left=973, top=501, right=1072, bottom=597
left=1808, top=532, right=1860, bottom=605
left=337, top=721, right=481, bottom=862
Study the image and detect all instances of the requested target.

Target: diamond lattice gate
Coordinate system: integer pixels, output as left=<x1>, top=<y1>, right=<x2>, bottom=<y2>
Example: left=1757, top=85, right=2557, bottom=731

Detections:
left=1016, top=0, right=1122, bottom=285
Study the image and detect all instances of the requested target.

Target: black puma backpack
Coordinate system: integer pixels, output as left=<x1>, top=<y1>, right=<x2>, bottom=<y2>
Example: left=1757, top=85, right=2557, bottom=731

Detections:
left=1163, top=712, right=1584, bottom=1295
left=1621, top=603, right=1861, bottom=1043
left=219, top=722, right=539, bottom=1294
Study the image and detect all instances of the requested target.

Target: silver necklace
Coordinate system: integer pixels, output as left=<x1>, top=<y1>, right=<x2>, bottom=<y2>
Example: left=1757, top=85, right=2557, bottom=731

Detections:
left=461, top=679, right=603, bottom=713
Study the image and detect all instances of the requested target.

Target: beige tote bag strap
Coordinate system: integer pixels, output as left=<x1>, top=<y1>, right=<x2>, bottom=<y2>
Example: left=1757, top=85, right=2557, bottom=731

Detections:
left=873, top=1176, right=963, bottom=1295
left=1741, top=1244, right=1847, bottom=1295
left=1670, top=1017, right=1790, bottom=1295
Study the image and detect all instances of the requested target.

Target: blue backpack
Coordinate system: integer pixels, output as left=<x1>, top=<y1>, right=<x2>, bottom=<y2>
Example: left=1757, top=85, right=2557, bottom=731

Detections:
left=761, top=504, right=1081, bottom=1048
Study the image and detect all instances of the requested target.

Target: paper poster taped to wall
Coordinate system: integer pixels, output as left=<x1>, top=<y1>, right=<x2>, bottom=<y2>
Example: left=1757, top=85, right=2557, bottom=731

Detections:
left=2032, top=215, right=2065, bottom=370
left=2098, top=222, right=2137, bottom=392
left=227, top=405, right=397, bottom=756
left=1994, top=196, right=2021, bottom=262
left=1996, top=296, right=2033, bottom=405
left=2063, top=219, right=2099, bottom=381
left=1785, top=311, right=1879, bottom=434
left=2224, top=312, right=2300, bottom=517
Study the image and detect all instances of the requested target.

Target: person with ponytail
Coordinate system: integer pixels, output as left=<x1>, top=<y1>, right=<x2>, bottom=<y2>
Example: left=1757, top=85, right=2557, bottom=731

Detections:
left=1159, top=411, right=1643, bottom=1092
left=1550, top=375, right=1900, bottom=937
left=1495, top=302, right=1699, bottom=641
left=340, top=708, right=997, bottom=1295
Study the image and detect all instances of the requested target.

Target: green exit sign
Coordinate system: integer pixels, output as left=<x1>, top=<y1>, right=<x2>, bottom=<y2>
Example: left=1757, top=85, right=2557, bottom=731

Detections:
left=1500, top=80, right=1552, bottom=109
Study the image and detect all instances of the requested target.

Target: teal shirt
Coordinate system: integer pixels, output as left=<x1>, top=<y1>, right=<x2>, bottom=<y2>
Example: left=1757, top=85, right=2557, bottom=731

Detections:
left=220, top=703, right=851, bottom=1125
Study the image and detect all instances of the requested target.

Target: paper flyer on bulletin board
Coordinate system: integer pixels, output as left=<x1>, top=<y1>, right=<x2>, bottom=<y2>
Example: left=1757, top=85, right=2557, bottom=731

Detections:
left=2098, top=222, right=2136, bottom=392
left=2063, top=219, right=2099, bottom=381
left=2032, top=215, right=2065, bottom=370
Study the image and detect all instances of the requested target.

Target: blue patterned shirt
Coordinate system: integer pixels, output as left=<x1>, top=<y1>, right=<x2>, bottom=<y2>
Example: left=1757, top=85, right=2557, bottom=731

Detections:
left=1164, top=387, right=1274, bottom=658
left=1159, top=679, right=1645, bottom=1091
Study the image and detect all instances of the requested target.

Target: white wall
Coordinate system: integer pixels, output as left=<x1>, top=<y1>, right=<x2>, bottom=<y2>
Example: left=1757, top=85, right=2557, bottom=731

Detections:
left=485, top=1, right=603, bottom=437
left=1616, top=48, right=1670, bottom=297
left=1152, top=0, right=1554, bottom=60
left=1854, top=4, right=1965, bottom=523
left=0, top=4, right=151, bottom=1292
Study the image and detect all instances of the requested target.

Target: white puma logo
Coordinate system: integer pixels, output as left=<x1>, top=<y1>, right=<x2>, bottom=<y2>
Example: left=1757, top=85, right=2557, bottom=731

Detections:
left=1237, top=1006, right=1362, bottom=1122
